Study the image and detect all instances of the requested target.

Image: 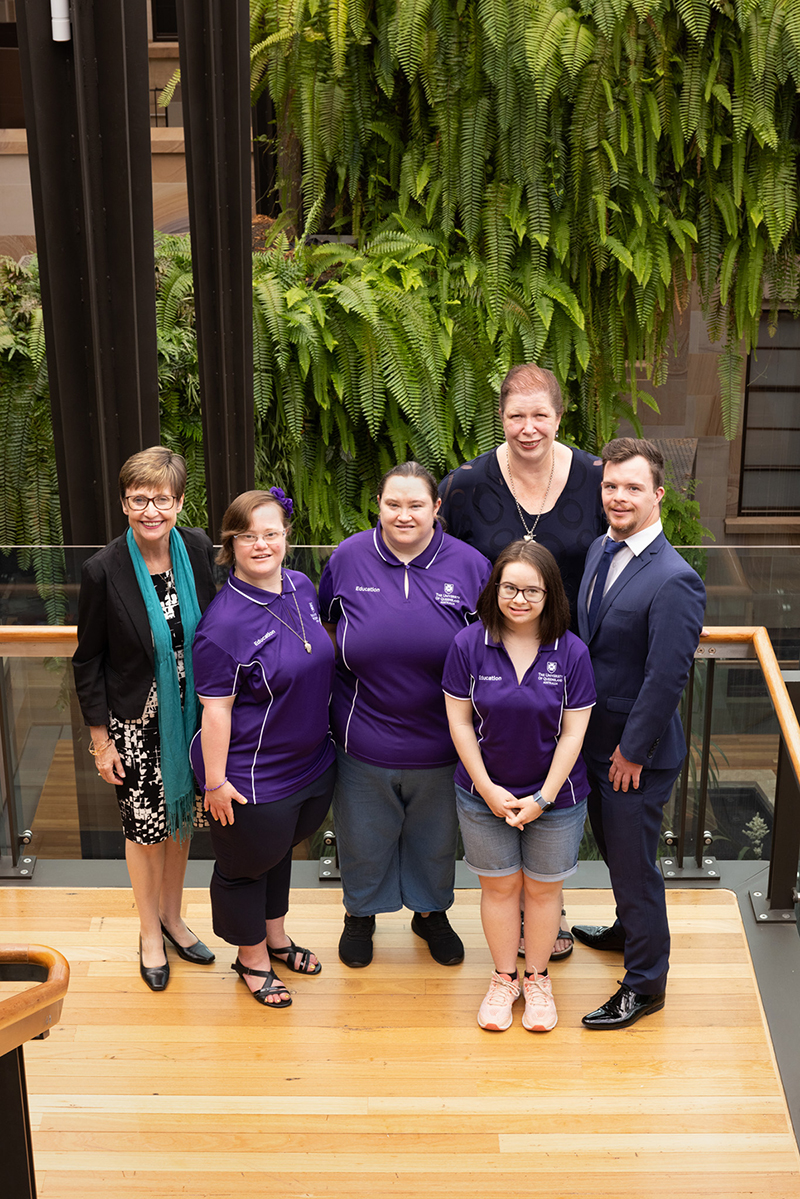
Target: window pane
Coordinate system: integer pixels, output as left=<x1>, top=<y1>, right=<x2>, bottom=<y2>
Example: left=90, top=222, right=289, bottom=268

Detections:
left=748, top=347, right=800, bottom=388
left=741, top=470, right=800, bottom=513
left=744, top=392, right=800, bottom=429
left=744, top=430, right=800, bottom=468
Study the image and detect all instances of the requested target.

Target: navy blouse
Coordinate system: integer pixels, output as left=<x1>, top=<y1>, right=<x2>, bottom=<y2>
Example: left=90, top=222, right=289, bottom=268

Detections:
left=439, top=446, right=605, bottom=627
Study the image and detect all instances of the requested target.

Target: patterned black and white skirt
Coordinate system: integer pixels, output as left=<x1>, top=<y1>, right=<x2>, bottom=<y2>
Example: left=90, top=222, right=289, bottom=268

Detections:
left=108, top=570, right=205, bottom=845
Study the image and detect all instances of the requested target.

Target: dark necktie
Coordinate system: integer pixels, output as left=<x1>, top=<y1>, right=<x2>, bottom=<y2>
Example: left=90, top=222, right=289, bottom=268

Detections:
left=588, top=539, right=627, bottom=634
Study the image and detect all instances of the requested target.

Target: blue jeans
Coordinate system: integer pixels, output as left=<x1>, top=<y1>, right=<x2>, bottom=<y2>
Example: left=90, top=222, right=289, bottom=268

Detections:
left=333, top=747, right=458, bottom=916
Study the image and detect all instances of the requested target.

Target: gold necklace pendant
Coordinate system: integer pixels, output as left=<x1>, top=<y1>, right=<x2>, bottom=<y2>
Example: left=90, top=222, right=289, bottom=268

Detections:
left=506, top=445, right=555, bottom=542
left=267, top=580, right=313, bottom=654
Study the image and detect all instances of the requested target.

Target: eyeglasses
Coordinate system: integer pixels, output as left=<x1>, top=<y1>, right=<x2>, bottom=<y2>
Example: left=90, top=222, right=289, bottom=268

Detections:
left=125, top=495, right=177, bottom=512
left=233, top=530, right=286, bottom=546
left=496, top=582, right=547, bottom=603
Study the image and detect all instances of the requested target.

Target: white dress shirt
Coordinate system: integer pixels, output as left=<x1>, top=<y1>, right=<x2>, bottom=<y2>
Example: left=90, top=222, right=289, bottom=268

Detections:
left=586, top=519, right=663, bottom=612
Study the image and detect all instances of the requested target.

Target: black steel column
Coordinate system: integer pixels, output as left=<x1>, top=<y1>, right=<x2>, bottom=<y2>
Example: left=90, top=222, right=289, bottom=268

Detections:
left=767, top=677, right=800, bottom=911
left=176, top=0, right=255, bottom=537
left=15, top=0, right=161, bottom=544
left=0, top=1046, right=37, bottom=1199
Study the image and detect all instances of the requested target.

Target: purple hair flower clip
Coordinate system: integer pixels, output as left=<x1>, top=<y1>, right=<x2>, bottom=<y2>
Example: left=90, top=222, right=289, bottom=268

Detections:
left=269, top=486, right=294, bottom=517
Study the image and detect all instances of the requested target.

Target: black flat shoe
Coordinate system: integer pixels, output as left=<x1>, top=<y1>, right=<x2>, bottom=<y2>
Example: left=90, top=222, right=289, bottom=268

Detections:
left=231, top=958, right=292, bottom=1007
left=139, top=937, right=170, bottom=992
left=160, top=922, right=215, bottom=964
left=571, top=924, right=626, bottom=952
left=581, top=983, right=665, bottom=1029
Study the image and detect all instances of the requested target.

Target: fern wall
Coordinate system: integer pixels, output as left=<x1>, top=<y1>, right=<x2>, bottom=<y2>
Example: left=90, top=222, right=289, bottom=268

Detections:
left=252, top=0, right=800, bottom=442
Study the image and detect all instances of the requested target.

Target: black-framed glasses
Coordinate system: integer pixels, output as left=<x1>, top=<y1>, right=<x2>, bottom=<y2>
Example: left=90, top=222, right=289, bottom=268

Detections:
left=125, top=494, right=178, bottom=512
left=496, top=582, right=547, bottom=603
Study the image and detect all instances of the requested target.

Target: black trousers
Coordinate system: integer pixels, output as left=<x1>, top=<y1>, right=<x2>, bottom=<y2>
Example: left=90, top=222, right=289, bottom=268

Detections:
left=209, top=763, right=335, bottom=946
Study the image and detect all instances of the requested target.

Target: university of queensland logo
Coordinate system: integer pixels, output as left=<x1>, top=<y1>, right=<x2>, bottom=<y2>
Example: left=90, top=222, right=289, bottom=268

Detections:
left=444, top=583, right=454, bottom=594
left=547, top=661, right=557, bottom=673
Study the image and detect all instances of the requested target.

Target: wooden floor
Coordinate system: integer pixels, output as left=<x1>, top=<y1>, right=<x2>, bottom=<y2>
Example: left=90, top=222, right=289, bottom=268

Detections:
left=1, top=886, right=798, bottom=1199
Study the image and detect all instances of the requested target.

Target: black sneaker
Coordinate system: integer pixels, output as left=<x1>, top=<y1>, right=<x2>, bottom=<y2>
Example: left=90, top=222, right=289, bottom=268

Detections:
left=338, top=914, right=376, bottom=968
left=411, top=910, right=464, bottom=965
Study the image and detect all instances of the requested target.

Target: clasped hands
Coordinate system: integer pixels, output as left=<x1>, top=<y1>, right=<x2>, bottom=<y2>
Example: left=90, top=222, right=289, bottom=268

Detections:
left=484, top=785, right=544, bottom=828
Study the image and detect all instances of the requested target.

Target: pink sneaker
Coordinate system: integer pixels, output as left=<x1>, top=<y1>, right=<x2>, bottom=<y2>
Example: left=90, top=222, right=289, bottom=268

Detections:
left=478, top=971, right=521, bottom=1031
left=522, top=971, right=558, bottom=1032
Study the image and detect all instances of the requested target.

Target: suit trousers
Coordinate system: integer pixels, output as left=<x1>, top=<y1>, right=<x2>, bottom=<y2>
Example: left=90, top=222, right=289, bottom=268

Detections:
left=209, top=764, right=335, bottom=946
left=585, top=754, right=681, bottom=994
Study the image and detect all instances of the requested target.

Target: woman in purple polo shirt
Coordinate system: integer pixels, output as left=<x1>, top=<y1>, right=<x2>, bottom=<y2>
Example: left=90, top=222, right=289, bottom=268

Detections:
left=443, top=541, right=595, bottom=1032
left=319, top=462, right=491, bottom=969
left=190, top=489, right=336, bottom=1008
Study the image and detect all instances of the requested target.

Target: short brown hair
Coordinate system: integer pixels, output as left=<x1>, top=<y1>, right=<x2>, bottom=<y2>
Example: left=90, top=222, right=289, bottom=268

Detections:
left=601, top=437, right=664, bottom=491
left=499, top=364, right=563, bottom=417
left=118, top=446, right=187, bottom=500
left=477, top=540, right=570, bottom=644
left=216, top=490, right=292, bottom=568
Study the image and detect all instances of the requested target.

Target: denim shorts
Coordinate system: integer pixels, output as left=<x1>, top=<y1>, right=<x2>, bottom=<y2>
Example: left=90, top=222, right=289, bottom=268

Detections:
left=455, top=784, right=587, bottom=882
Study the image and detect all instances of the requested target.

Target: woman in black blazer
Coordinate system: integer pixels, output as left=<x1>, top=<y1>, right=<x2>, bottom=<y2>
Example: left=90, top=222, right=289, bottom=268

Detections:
left=73, top=447, right=218, bottom=991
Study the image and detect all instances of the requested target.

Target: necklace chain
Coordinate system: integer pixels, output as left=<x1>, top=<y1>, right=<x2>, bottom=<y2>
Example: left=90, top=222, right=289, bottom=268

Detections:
left=505, top=445, right=555, bottom=542
left=268, top=581, right=312, bottom=653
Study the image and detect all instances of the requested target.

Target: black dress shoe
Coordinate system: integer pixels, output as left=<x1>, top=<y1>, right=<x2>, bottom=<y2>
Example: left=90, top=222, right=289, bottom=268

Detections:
left=571, top=924, right=626, bottom=952
left=582, top=983, right=665, bottom=1029
left=161, top=922, right=215, bottom=964
left=139, top=937, right=170, bottom=992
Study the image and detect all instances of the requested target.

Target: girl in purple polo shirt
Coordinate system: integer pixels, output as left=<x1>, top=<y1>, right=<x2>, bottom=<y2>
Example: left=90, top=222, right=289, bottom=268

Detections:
left=318, top=462, right=491, bottom=969
left=190, top=489, right=336, bottom=1009
left=443, top=541, right=595, bottom=1032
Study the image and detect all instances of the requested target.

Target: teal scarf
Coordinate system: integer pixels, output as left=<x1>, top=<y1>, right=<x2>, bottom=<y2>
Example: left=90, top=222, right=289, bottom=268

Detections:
left=126, top=527, right=202, bottom=839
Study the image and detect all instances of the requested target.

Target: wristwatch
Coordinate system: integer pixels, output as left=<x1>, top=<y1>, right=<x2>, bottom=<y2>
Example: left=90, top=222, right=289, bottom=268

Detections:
left=533, top=790, right=554, bottom=812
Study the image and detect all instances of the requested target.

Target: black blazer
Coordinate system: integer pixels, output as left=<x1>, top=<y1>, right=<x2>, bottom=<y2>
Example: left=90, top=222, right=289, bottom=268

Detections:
left=72, top=527, right=217, bottom=726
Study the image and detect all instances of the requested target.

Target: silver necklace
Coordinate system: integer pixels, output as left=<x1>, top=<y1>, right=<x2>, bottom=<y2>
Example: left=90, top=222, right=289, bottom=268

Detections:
left=505, top=445, right=555, bottom=542
left=270, top=584, right=312, bottom=653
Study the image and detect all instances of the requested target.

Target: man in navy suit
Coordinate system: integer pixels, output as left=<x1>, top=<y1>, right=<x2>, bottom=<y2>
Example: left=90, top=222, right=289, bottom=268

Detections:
left=573, top=438, right=705, bottom=1029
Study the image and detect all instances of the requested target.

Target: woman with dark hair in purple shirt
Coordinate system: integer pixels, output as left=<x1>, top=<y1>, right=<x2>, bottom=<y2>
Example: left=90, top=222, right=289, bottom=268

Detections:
left=190, top=489, right=336, bottom=1008
left=443, top=541, right=595, bottom=1032
left=439, top=363, right=605, bottom=961
left=319, top=463, right=492, bottom=969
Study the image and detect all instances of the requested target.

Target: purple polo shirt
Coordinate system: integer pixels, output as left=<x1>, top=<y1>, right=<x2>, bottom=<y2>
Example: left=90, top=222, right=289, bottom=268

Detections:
left=318, top=522, right=492, bottom=769
left=442, top=624, right=596, bottom=808
left=190, top=569, right=335, bottom=803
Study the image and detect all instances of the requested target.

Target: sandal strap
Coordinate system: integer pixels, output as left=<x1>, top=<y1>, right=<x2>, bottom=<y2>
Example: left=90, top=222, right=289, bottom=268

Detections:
left=268, top=939, right=316, bottom=972
left=253, top=973, right=290, bottom=1000
left=232, top=958, right=272, bottom=979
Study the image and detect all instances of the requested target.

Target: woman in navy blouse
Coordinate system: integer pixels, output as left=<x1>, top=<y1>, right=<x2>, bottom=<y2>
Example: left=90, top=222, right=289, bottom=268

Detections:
left=440, top=363, right=605, bottom=961
left=444, top=542, right=595, bottom=1032
left=191, top=489, right=336, bottom=1009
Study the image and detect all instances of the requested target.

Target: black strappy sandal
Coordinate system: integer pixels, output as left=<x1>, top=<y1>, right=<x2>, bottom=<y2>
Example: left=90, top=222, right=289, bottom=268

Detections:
left=267, top=938, right=322, bottom=975
left=231, top=958, right=292, bottom=1006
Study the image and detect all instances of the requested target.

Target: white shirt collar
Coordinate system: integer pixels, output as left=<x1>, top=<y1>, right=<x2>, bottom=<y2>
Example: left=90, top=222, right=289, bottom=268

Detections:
left=605, top=518, right=663, bottom=557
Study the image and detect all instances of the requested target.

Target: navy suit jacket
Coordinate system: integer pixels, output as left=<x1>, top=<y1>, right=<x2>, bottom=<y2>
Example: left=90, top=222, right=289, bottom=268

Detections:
left=577, top=531, right=706, bottom=771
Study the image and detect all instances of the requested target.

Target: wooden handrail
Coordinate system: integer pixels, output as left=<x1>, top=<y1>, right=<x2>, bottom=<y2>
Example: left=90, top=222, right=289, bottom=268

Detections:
left=0, top=622, right=798, bottom=795
left=0, top=945, right=70, bottom=1057
left=0, top=626, right=77, bottom=657
left=700, top=626, right=800, bottom=795
left=0, top=626, right=77, bottom=643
